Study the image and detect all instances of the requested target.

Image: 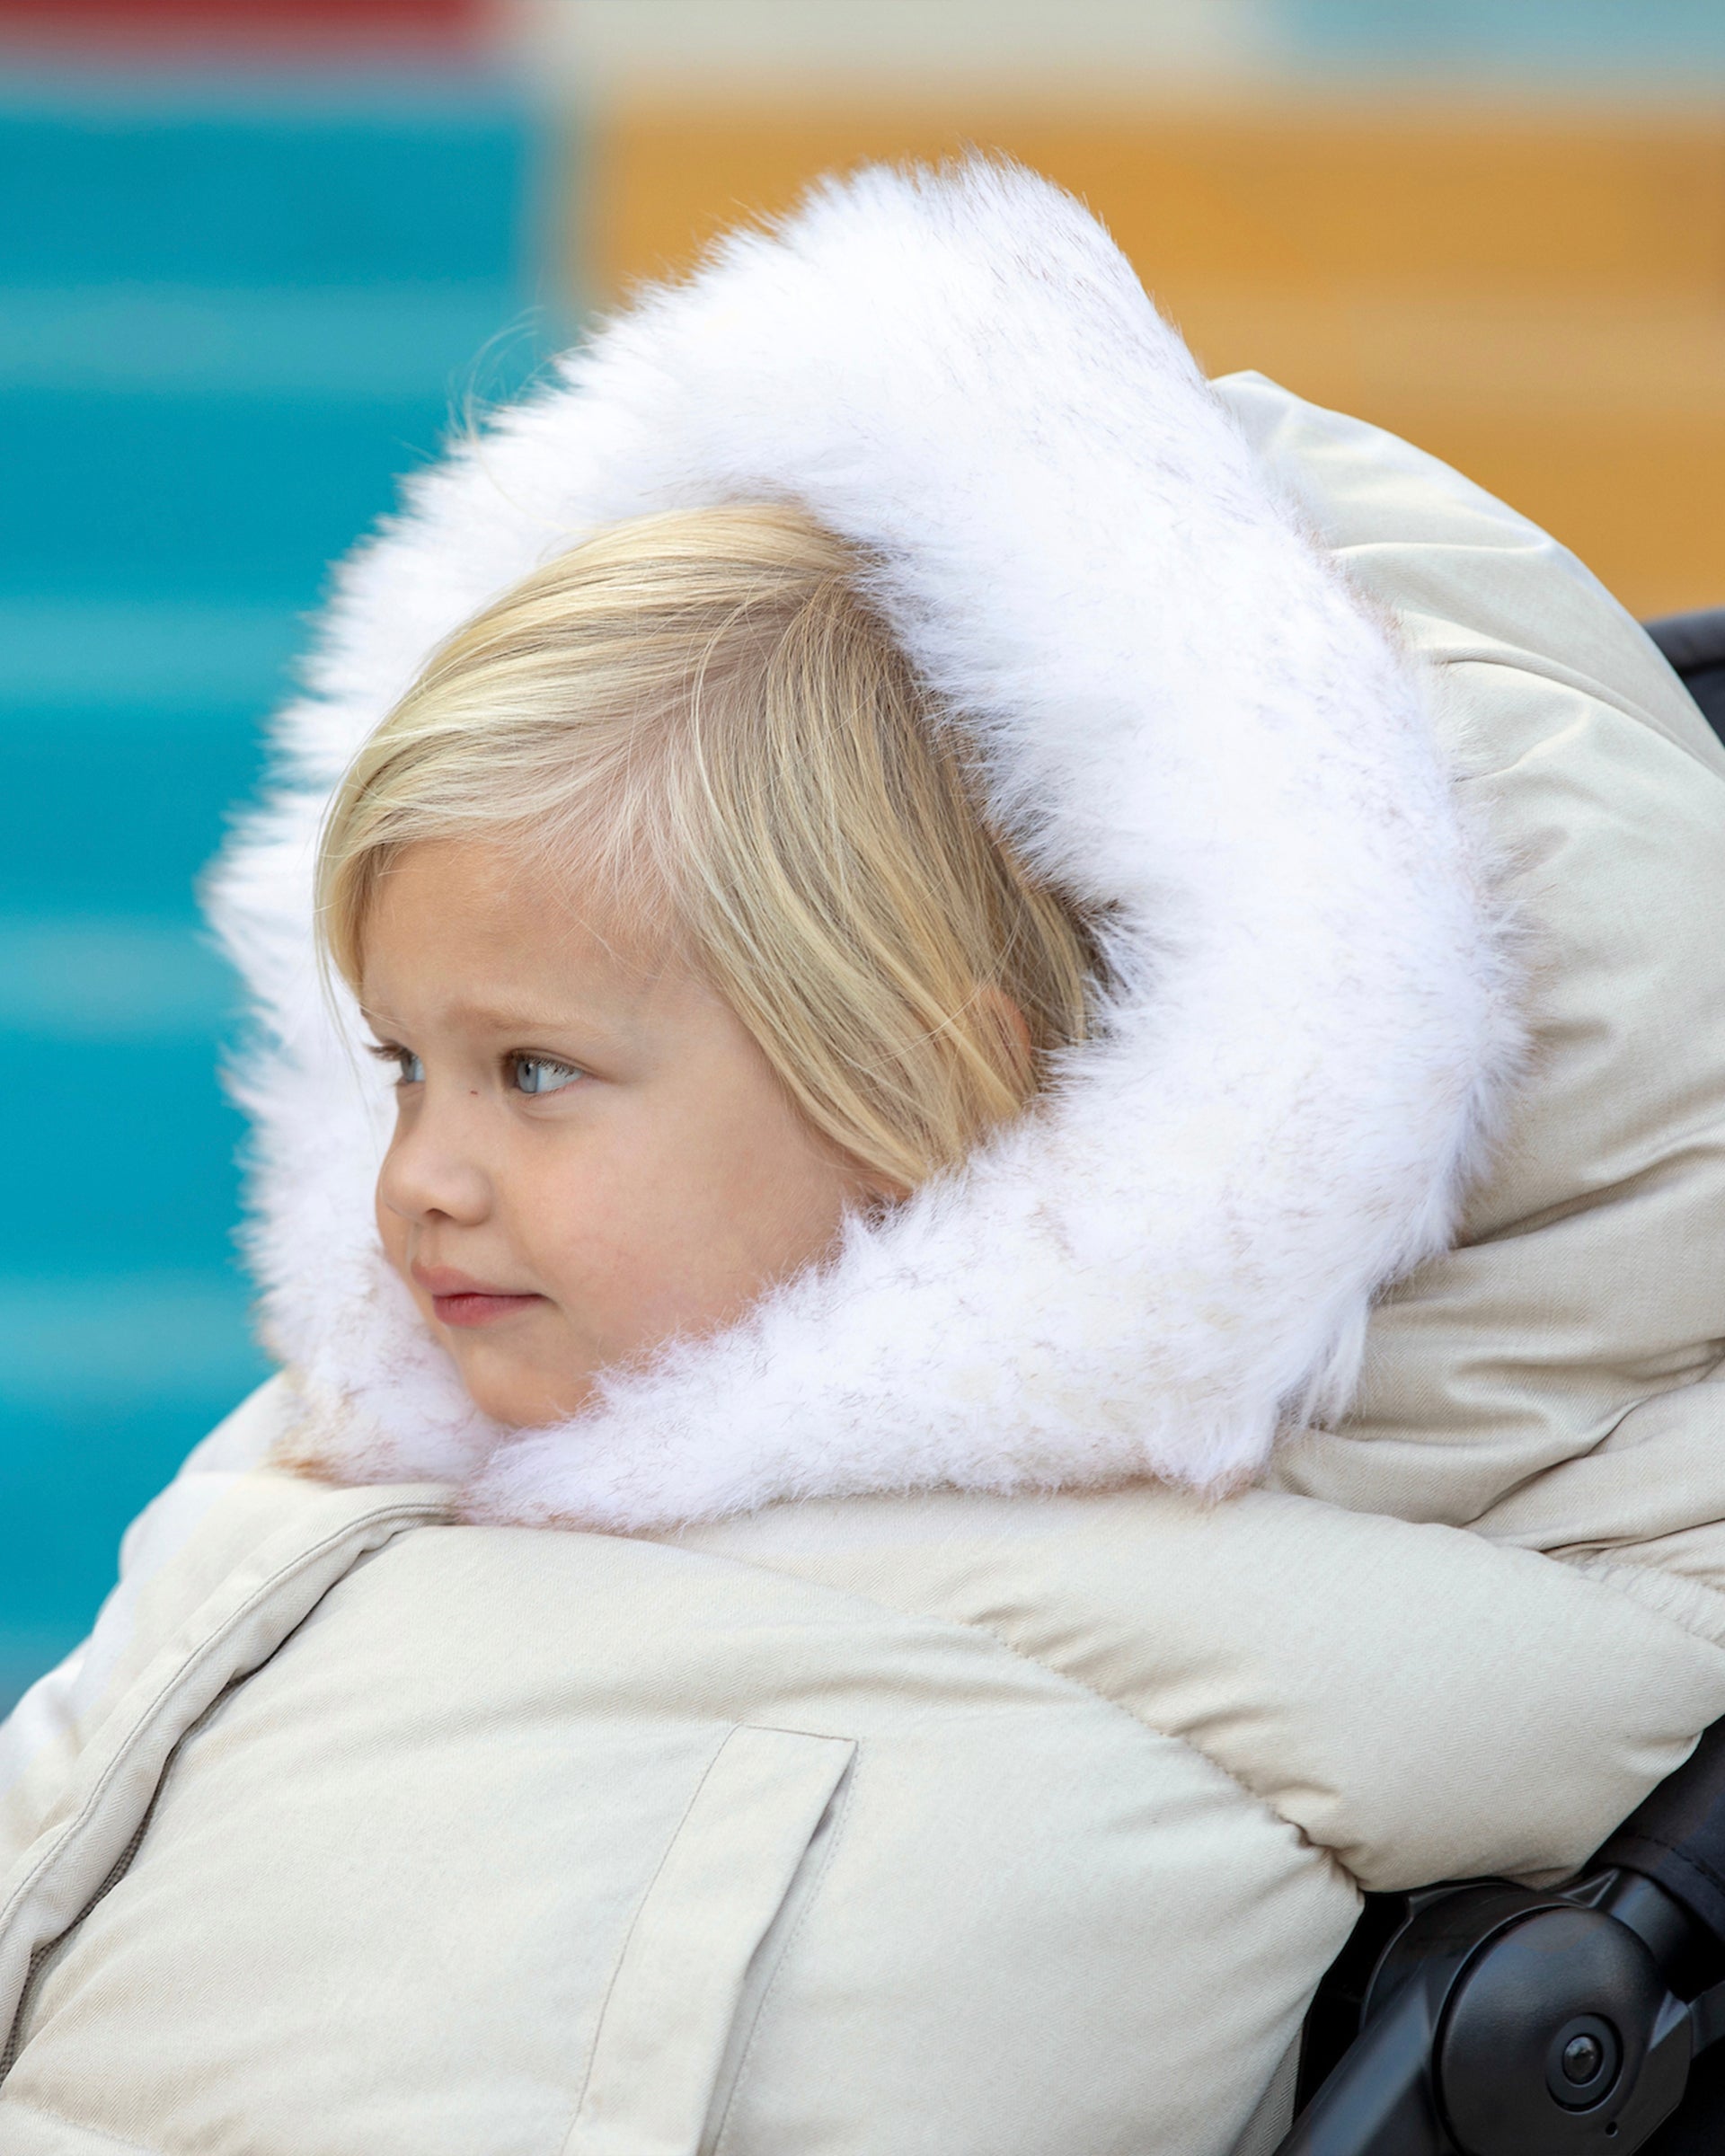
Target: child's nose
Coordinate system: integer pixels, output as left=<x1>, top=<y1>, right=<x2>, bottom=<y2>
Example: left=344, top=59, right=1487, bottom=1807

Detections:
left=377, top=1102, right=493, bottom=1227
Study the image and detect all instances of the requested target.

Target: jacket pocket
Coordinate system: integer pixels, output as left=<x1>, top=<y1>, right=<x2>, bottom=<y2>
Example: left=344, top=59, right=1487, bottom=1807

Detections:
left=563, top=1724, right=854, bottom=2156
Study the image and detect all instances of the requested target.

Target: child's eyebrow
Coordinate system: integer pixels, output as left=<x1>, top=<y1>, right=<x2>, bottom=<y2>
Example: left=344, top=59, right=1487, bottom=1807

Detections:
left=418, top=996, right=628, bottom=1042
left=451, top=1001, right=562, bottom=1031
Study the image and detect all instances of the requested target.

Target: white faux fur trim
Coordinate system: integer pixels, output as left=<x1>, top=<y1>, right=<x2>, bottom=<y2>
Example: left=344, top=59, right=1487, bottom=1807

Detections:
left=208, top=158, right=1518, bottom=1533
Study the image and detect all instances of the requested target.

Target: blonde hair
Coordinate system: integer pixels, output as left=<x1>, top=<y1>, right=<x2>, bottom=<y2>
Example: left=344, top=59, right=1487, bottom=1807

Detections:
left=317, top=503, right=1099, bottom=1191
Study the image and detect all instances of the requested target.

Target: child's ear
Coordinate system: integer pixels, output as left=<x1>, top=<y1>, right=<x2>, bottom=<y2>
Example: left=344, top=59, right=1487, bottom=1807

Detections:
left=976, top=985, right=1033, bottom=1068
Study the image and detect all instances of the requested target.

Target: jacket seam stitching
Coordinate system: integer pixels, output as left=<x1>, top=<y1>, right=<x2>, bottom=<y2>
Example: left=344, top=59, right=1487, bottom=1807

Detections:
left=1551, top=1552, right=1725, bottom=1656
left=0, top=1502, right=445, bottom=1949
left=951, top=1611, right=1356, bottom=1875
left=665, top=1551, right=1359, bottom=1879
left=0, top=2090, right=163, bottom=2152
left=710, top=1559, right=1358, bottom=1879
left=1430, top=649, right=1722, bottom=773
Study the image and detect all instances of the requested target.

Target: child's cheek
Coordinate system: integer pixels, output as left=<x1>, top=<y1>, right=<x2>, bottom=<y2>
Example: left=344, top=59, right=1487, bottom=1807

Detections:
left=375, top=1179, right=412, bottom=1286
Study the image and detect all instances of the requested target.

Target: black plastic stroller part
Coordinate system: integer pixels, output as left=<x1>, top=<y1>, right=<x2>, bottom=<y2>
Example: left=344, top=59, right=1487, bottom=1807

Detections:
left=1645, top=606, right=1725, bottom=744
left=1274, top=1719, right=1725, bottom=2156
left=1597, top=1717, right=1725, bottom=1956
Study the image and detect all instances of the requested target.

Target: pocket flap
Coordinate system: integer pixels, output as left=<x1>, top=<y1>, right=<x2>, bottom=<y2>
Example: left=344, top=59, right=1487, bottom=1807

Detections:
left=566, top=1724, right=854, bottom=2156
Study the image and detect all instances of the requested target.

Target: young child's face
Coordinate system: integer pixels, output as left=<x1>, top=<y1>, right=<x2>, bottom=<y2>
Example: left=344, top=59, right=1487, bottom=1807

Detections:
left=361, top=837, right=871, bottom=1427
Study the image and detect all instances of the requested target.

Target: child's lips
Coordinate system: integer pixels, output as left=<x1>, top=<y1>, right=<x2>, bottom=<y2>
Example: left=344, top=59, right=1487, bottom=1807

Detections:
left=412, top=1265, right=544, bottom=1330
left=430, top=1290, right=544, bottom=1329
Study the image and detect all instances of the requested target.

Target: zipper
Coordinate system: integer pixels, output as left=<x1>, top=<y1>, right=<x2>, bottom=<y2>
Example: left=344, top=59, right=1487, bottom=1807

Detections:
left=0, top=1498, right=448, bottom=2091
left=0, top=1674, right=243, bottom=2089
left=0, top=1802, right=152, bottom=2088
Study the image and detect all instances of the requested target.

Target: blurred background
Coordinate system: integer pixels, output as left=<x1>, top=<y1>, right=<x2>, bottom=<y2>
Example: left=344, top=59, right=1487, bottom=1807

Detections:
left=3, top=0, right=1722, bottom=1710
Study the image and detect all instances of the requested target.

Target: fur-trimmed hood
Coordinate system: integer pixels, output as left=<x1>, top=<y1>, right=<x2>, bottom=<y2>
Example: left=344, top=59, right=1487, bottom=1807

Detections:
left=208, top=158, right=1518, bottom=1533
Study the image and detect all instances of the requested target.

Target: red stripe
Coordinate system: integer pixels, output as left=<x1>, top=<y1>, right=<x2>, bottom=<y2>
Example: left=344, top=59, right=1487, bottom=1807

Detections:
left=0, top=0, right=487, bottom=46
left=0, top=0, right=482, bottom=20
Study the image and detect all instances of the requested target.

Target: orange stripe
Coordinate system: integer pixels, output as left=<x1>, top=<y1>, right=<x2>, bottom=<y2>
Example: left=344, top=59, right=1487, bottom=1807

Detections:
left=576, top=99, right=1725, bottom=614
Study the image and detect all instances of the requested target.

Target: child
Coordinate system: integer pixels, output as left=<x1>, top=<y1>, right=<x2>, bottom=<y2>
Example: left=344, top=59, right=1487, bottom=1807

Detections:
left=4, top=160, right=1725, bottom=2156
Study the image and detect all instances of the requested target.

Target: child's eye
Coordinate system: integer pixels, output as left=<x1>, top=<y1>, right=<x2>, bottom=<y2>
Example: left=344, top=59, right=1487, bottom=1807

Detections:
left=512, top=1055, right=583, bottom=1097
left=367, top=1042, right=423, bottom=1087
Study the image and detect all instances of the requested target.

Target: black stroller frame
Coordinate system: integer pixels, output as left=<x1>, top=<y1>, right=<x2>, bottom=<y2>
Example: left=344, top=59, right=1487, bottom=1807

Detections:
left=1275, top=608, right=1725, bottom=2156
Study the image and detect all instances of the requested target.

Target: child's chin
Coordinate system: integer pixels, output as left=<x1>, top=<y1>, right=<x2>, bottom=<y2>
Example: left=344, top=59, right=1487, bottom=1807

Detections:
left=454, top=1346, right=596, bottom=1432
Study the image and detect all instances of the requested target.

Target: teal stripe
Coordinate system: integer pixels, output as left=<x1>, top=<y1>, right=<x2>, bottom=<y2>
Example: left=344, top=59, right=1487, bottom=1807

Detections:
left=0, top=81, right=538, bottom=287
left=1285, top=0, right=1725, bottom=71
left=0, top=598, right=300, bottom=714
left=0, top=283, right=551, bottom=399
left=0, top=69, right=532, bottom=124
left=0, top=916, right=238, bottom=1039
left=0, top=1271, right=267, bottom=1409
